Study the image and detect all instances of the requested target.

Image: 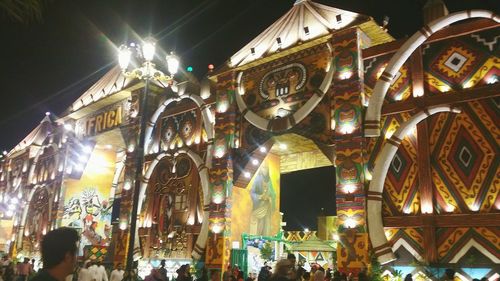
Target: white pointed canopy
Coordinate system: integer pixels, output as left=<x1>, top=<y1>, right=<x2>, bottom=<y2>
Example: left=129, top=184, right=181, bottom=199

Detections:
left=229, top=0, right=391, bottom=67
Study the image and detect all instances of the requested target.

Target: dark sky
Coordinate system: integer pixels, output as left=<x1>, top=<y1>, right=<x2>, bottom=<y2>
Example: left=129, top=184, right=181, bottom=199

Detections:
left=0, top=0, right=498, bottom=152
left=280, top=166, right=336, bottom=230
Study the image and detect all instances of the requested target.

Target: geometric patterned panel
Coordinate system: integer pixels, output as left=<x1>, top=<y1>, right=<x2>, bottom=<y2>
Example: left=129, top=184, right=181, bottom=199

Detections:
left=383, top=136, right=420, bottom=216
left=436, top=227, right=500, bottom=264
left=366, top=113, right=413, bottom=171
left=83, top=245, right=108, bottom=261
left=429, top=98, right=499, bottom=213
left=385, top=227, right=424, bottom=260
left=365, top=113, right=419, bottom=216
left=364, top=54, right=412, bottom=103
left=423, top=28, right=499, bottom=94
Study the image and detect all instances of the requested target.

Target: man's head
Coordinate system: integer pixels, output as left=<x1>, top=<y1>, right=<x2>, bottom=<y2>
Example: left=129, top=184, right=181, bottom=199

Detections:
left=287, top=253, right=296, bottom=265
left=41, top=227, right=79, bottom=274
left=210, top=271, right=220, bottom=281
left=160, top=259, right=166, bottom=267
left=116, top=263, right=123, bottom=270
left=24, top=258, right=30, bottom=263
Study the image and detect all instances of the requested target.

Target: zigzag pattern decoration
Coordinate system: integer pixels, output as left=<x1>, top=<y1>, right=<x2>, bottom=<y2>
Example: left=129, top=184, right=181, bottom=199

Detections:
left=436, top=227, right=500, bottom=263
left=363, top=54, right=412, bottom=103
left=385, top=228, right=425, bottom=261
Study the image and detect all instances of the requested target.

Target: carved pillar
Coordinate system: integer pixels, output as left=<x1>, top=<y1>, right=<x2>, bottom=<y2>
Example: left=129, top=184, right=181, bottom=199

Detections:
left=205, top=72, right=237, bottom=274
left=332, top=27, right=370, bottom=273
left=112, top=88, right=142, bottom=265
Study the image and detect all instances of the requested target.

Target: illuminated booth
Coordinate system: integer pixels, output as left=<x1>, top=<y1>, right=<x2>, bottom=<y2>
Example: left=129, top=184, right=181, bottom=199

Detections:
left=0, top=0, right=499, bottom=279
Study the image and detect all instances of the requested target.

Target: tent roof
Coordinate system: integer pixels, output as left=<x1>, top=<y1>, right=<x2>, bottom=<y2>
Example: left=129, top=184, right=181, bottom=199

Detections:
left=227, top=0, right=393, bottom=68
left=288, top=236, right=335, bottom=252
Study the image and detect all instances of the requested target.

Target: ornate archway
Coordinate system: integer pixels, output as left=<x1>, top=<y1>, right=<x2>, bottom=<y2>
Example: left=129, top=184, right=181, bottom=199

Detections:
left=364, top=10, right=499, bottom=137
left=137, top=149, right=210, bottom=260
left=20, top=186, right=52, bottom=255
left=366, top=105, right=460, bottom=264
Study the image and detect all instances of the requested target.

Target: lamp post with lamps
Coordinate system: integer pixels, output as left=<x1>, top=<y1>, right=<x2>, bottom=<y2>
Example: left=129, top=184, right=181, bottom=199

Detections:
left=117, top=38, right=179, bottom=277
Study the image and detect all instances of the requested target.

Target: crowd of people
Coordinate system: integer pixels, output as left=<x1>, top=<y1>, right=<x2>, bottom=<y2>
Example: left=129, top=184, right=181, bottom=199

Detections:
left=249, top=254, right=361, bottom=281
left=0, top=254, right=125, bottom=281
left=2, top=228, right=496, bottom=281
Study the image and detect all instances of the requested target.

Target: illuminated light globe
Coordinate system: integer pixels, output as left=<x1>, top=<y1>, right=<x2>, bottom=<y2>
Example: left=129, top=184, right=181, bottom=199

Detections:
left=142, top=39, right=156, bottom=62
left=186, top=66, right=193, bottom=72
left=344, top=218, right=357, bottom=228
left=211, top=223, right=223, bottom=234
left=166, top=52, right=180, bottom=75
left=118, top=45, right=132, bottom=70
left=212, top=194, right=224, bottom=204
left=119, top=221, right=127, bottom=230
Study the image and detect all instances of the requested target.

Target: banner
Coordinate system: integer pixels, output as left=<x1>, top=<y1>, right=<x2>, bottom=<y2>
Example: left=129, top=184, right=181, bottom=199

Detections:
left=61, top=148, right=116, bottom=254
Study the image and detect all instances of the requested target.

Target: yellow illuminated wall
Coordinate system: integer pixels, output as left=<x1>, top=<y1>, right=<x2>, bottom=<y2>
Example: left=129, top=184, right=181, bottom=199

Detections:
left=232, top=153, right=280, bottom=244
left=61, top=148, right=116, bottom=251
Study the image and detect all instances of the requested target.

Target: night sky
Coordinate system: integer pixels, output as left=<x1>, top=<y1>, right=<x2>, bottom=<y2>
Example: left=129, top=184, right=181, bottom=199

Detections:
left=280, top=166, right=336, bottom=230
left=0, top=0, right=498, bottom=228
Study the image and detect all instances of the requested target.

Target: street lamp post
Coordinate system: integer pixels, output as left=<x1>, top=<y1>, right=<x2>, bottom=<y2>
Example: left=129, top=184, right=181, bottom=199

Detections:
left=118, top=38, right=179, bottom=279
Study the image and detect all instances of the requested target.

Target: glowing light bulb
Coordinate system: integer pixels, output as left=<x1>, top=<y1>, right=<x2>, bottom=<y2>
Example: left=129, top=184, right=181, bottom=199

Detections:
left=123, top=180, right=132, bottom=191
left=339, top=70, right=352, bottom=80
left=343, top=184, right=356, bottom=194
left=344, top=218, right=357, bottom=228
left=119, top=221, right=127, bottom=230
left=212, top=224, right=223, bottom=234
left=340, top=124, right=355, bottom=134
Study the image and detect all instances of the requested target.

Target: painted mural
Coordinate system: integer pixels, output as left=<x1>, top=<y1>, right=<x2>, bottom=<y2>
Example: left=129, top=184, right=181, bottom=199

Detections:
left=231, top=153, right=280, bottom=244
left=62, top=148, right=116, bottom=253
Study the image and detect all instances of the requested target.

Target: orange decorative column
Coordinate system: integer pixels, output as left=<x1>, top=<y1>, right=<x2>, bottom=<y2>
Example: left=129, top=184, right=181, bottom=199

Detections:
left=332, top=27, right=370, bottom=274
left=205, top=72, right=237, bottom=275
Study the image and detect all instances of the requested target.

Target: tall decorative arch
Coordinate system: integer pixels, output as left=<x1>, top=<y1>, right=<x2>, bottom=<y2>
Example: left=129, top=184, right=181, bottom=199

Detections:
left=136, top=148, right=210, bottom=260
left=235, top=44, right=335, bottom=132
left=364, top=10, right=499, bottom=137
left=366, top=105, right=461, bottom=264
left=17, top=185, right=53, bottom=253
left=27, top=143, right=61, bottom=186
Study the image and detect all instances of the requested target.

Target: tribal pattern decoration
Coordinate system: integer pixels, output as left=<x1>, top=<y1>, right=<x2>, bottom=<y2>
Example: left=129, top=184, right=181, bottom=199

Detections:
left=332, top=28, right=369, bottom=272
left=429, top=98, right=499, bottom=213
left=239, top=44, right=330, bottom=120
left=33, top=146, right=59, bottom=185
left=140, top=155, right=202, bottom=259
left=283, top=231, right=319, bottom=242
left=423, top=28, right=499, bottom=94
left=436, top=227, right=500, bottom=264
left=366, top=112, right=417, bottom=216
left=24, top=187, right=51, bottom=254
left=384, top=228, right=424, bottom=262
left=364, top=54, right=412, bottom=103
left=155, top=109, right=206, bottom=152
left=6, top=152, right=29, bottom=196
